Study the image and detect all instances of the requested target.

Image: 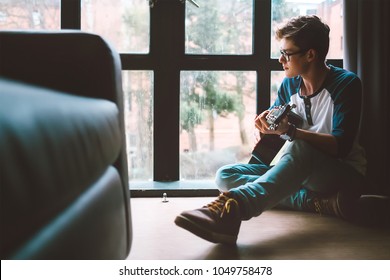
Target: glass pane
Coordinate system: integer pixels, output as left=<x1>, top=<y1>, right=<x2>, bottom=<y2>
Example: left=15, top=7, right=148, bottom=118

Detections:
left=271, top=71, right=285, bottom=106
left=180, top=71, right=257, bottom=180
left=123, top=71, right=154, bottom=182
left=185, top=0, right=253, bottom=55
left=81, top=0, right=149, bottom=53
left=271, top=0, right=343, bottom=59
left=0, top=0, right=60, bottom=30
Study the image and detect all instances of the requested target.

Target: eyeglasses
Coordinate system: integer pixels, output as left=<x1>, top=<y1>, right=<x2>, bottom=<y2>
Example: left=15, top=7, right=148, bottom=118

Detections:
left=280, top=49, right=309, bottom=62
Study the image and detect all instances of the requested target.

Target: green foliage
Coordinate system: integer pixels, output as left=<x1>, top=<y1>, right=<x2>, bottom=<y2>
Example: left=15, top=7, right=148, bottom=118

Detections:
left=180, top=71, right=238, bottom=135
left=181, top=0, right=253, bottom=142
left=214, top=91, right=237, bottom=116
left=186, top=0, right=222, bottom=53
left=180, top=102, right=203, bottom=131
left=272, top=0, right=299, bottom=23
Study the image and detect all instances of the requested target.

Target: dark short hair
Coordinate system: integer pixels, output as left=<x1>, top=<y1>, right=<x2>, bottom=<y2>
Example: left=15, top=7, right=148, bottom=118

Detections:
left=275, top=15, right=330, bottom=61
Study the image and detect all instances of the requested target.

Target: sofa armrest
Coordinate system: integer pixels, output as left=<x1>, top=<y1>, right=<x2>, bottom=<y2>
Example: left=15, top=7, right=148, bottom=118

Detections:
left=0, top=30, right=129, bottom=185
left=0, top=30, right=122, bottom=103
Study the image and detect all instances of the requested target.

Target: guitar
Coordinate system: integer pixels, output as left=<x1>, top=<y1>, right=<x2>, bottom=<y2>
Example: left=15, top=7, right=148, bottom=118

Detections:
left=250, top=104, right=303, bottom=165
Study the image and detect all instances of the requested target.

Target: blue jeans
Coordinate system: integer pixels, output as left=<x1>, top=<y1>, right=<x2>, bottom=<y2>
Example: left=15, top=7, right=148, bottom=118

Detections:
left=215, top=140, right=365, bottom=220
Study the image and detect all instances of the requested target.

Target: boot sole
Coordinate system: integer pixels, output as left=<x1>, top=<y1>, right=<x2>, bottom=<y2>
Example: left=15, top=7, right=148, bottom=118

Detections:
left=174, top=215, right=237, bottom=245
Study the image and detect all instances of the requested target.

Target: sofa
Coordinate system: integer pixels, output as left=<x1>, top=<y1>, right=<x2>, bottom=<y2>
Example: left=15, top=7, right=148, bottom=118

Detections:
left=0, top=31, right=132, bottom=259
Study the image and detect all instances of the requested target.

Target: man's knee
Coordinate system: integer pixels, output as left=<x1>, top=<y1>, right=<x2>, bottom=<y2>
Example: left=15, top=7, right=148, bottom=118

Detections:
left=286, top=139, right=316, bottom=157
left=215, top=164, right=233, bottom=190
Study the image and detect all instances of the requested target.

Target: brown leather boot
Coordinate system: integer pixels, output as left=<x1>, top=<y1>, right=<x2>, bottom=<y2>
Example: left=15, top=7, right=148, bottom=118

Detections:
left=174, top=192, right=241, bottom=244
left=308, top=189, right=360, bottom=221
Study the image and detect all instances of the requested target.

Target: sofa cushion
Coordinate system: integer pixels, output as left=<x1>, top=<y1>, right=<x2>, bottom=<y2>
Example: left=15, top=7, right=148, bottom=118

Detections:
left=10, top=166, right=128, bottom=260
left=0, top=78, right=122, bottom=256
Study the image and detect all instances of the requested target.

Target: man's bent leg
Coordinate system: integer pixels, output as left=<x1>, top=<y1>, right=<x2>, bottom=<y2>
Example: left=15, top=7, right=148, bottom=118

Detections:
left=215, top=163, right=270, bottom=191
left=277, top=188, right=315, bottom=211
left=228, top=140, right=365, bottom=220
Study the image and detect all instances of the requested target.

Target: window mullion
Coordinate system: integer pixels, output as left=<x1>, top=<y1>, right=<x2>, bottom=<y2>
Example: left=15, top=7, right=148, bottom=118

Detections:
left=255, top=0, right=272, bottom=113
left=61, top=0, right=81, bottom=29
left=151, top=1, right=183, bottom=181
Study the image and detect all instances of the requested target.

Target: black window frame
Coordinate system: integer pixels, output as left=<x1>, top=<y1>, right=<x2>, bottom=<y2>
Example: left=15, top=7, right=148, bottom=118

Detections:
left=61, top=0, right=343, bottom=196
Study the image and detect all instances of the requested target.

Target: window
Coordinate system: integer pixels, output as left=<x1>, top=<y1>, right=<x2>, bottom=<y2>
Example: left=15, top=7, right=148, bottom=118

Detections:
left=0, top=0, right=60, bottom=30
left=185, top=0, right=253, bottom=55
left=122, top=71, right=154, bottom=182
left=270, top=0, right=344, bottom=59
left=3, top=0, right=344, bottom=195
left=180, top=70, right=256, bottom=181
left=80, top=0, right=150, bottom=53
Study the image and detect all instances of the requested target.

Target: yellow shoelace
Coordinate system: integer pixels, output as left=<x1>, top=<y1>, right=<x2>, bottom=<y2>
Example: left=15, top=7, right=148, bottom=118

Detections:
left=206, top=194, right=238, bottom=218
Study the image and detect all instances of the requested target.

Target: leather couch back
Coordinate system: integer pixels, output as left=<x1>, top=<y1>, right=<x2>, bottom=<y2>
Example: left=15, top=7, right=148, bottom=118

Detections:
left=0, top=30, right=129, bottom=193
left=0, top=31, right=132, bottom=259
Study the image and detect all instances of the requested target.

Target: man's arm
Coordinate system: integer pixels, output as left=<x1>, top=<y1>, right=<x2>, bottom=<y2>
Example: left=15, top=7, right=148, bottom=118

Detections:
left=294, top=128, right=338, bottom=157
left=255, top=113, right=338, bottom=157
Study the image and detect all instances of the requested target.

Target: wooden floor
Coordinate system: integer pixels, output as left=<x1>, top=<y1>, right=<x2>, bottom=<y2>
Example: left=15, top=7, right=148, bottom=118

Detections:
left=127, top=197, right=390, bottom=260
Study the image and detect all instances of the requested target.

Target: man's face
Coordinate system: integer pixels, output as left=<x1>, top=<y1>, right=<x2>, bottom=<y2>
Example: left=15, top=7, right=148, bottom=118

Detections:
left=278, top=38, right=309, bottom=78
